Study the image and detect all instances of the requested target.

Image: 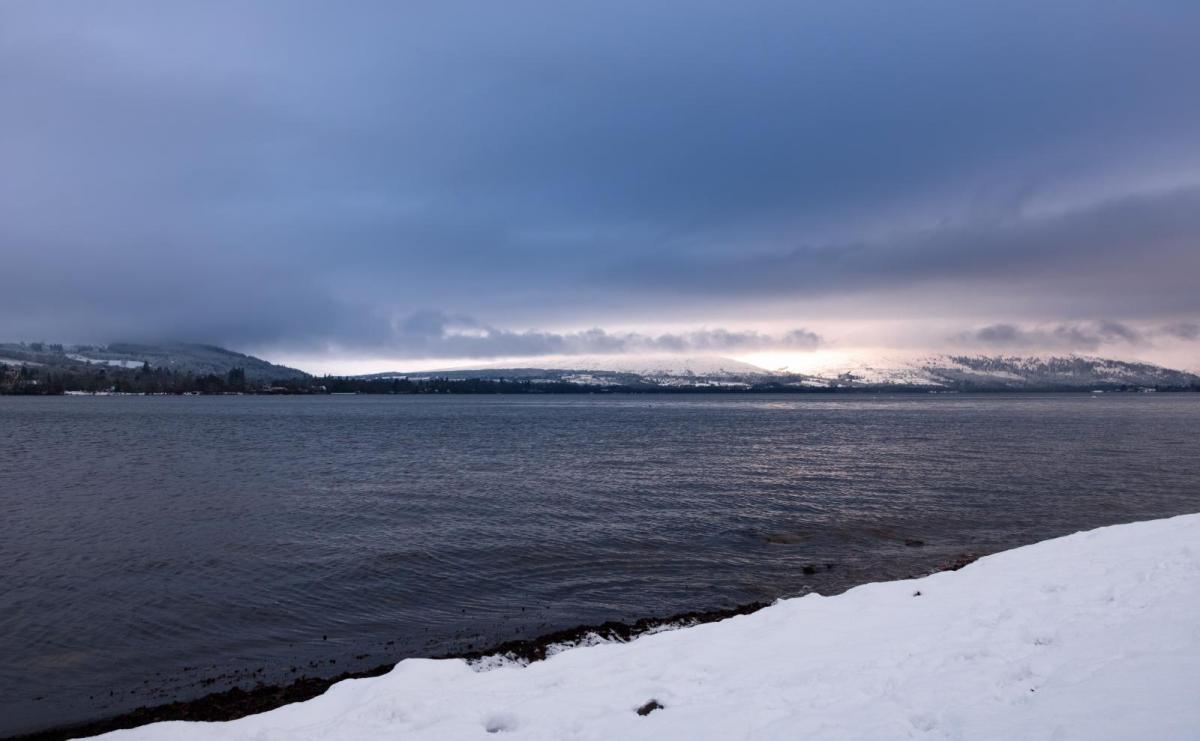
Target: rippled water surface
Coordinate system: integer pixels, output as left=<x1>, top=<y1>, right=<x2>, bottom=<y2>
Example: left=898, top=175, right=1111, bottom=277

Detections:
left=2, top=394, right=1198, bottom=735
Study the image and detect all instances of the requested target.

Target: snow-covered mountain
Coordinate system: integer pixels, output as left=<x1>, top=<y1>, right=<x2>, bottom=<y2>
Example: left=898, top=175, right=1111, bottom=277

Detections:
left=0, top=341, right=308, bottom=381
left=791, top=353, right=1199, bottom=390
left=363, top=353, right=1200, bottom=390
left=363, top=355, right=773, bottom=387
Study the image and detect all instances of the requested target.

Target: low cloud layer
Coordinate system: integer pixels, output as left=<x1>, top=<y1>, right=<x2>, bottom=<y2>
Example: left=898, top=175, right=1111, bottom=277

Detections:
left=324, top=311, right=820, bottom=360
left=964, top=321, right=1145, bottom=352
left=954, top=320, right=1200, bottom=364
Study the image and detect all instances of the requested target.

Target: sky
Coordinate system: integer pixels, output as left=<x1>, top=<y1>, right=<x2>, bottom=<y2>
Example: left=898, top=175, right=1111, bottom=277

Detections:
left=2, top=1, right=1199, bottom=373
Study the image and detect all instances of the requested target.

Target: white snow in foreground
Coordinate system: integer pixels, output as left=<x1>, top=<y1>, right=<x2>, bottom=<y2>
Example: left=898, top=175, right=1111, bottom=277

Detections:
left=99, top=514, right=1200, bottom=741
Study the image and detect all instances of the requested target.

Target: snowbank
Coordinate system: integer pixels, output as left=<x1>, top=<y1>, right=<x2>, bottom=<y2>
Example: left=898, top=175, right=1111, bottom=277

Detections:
left=99, top=514, right=1200, bottom=740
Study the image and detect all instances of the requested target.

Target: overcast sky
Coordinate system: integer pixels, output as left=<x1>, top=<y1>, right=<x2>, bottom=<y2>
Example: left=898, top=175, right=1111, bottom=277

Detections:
left=3, top=1, right=1199, bottom=372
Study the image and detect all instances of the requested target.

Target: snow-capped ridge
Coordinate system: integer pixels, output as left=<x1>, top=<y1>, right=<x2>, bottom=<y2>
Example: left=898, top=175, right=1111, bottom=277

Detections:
left=365, top=352, right=1199, bottom=390
left=362, top=355, right=776, bottom=385
left=788, top=352, right=1199, bottom=389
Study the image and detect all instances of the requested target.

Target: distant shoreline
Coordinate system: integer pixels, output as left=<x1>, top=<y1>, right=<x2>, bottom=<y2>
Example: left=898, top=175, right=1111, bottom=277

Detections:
left=4, top=385, right=1197, bottom=397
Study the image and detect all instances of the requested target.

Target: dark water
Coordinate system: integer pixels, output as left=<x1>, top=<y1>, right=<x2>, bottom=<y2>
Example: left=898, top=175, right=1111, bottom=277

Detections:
left=2, top=394, right=1198, bottom=735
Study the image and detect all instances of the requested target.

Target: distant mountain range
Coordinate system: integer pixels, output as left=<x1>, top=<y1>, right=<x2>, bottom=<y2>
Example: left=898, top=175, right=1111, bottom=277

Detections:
left=367, top=353, right=1200, bottom=391
left=362, top=355, right=774, bottom=386
left=790, top=354, right=1200, bottom=390
left=3, top=342, right=1197, bottom=392
left=0, top=341, right=307, bottom=381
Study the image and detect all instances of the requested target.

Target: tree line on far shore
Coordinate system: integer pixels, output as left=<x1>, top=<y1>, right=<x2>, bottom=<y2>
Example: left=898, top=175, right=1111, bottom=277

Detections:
left=0, top=364, right=610, bottom=395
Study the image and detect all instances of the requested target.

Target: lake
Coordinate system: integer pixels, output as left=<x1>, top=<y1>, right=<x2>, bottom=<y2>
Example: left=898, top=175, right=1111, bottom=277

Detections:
left=2, top=393, right=1198, bottom=736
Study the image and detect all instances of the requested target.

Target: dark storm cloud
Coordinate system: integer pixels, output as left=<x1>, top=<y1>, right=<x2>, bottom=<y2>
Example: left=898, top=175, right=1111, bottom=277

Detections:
left=2, top=1, right=1200, bottom=358
left=622, top=185, right=1200, bottom=318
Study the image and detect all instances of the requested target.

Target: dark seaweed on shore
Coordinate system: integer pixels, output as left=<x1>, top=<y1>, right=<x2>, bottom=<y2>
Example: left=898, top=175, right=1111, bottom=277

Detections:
left=445, top=601, right=770, bottom=666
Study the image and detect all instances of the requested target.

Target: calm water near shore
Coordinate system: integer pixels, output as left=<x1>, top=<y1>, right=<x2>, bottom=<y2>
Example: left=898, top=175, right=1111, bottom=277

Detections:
left=2, top=393, right=1199, bottom=735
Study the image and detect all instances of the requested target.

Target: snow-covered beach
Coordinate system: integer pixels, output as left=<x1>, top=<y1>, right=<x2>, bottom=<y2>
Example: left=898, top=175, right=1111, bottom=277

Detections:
left=92, top=513, right=1200, bottom=740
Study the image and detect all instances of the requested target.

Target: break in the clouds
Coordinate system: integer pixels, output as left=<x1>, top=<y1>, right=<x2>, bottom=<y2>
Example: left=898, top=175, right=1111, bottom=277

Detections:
left=2, top=0, right=1199, bottom=370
